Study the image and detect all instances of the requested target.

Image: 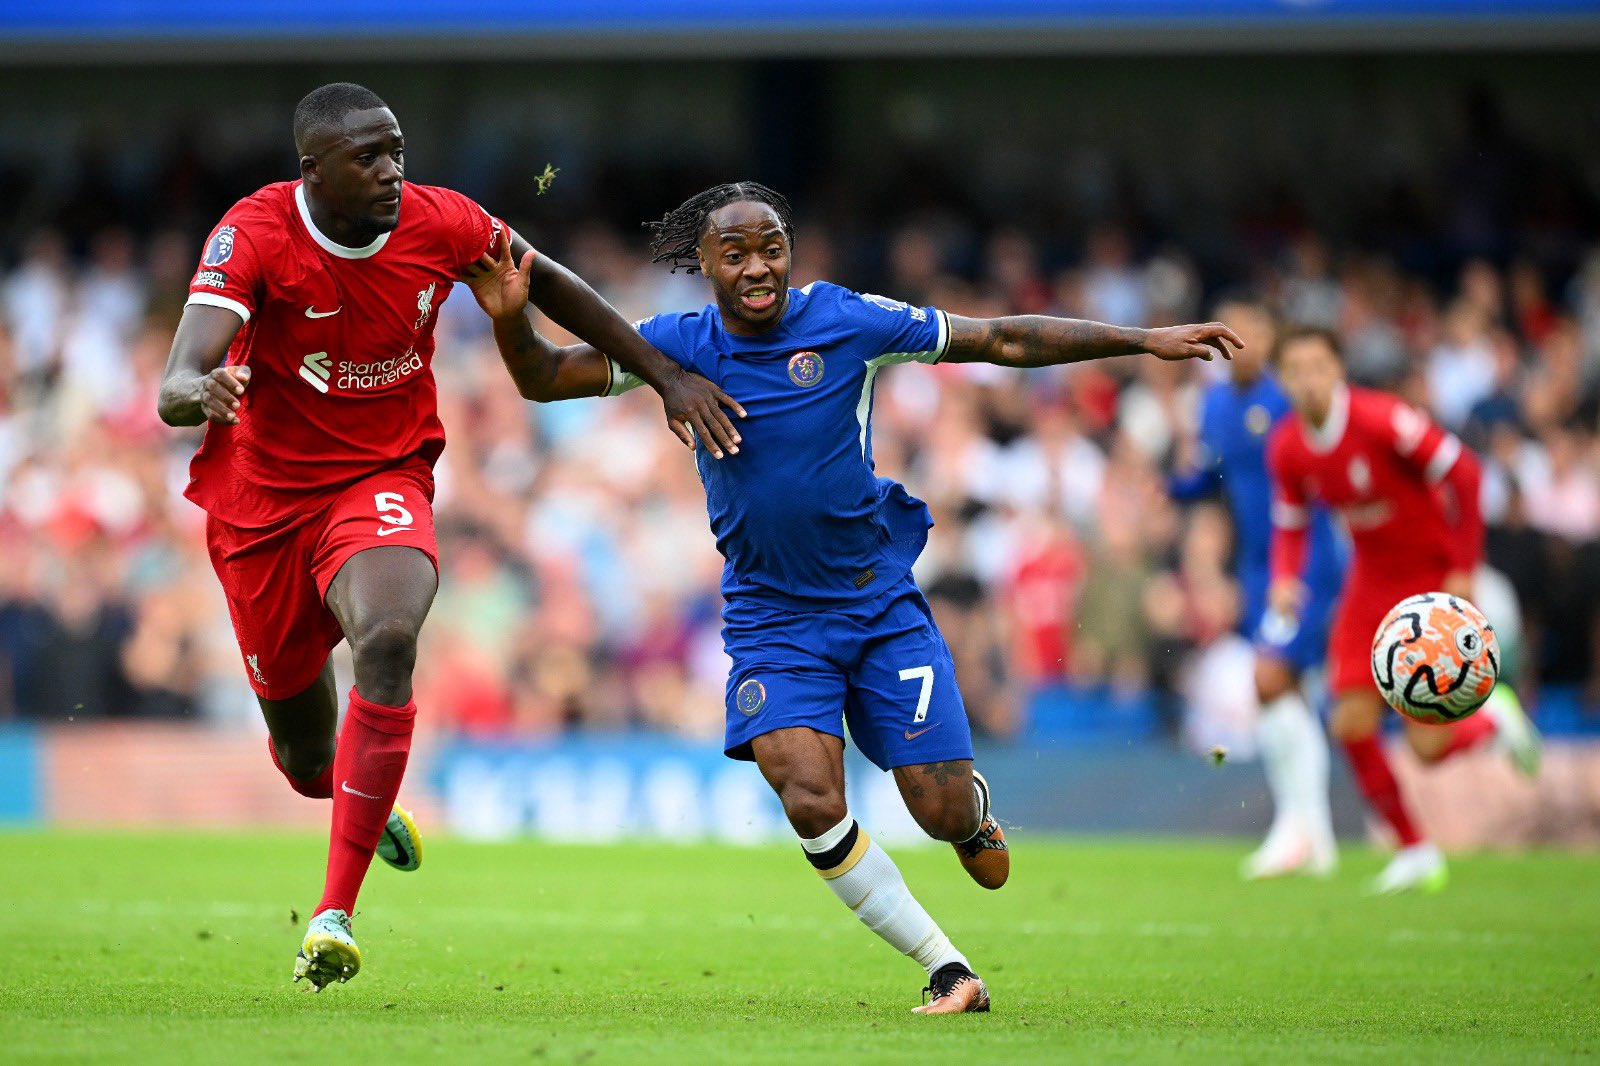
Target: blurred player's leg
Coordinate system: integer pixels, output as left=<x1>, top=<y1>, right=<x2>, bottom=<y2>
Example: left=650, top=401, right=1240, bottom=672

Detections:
left=1332, top=690, right=1447, bottom=894
left=1244, top=656, right=1335, bottom=879
left=1405, top=687, right=1541, bottom=778
left=752, top=728, right=988, bottom=1014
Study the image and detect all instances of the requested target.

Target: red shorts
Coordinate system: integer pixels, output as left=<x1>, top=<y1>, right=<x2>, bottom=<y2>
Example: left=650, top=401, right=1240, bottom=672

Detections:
left=206, top=464, right=438, bottom=700
left=1327, top=567, right=1449, bottom=695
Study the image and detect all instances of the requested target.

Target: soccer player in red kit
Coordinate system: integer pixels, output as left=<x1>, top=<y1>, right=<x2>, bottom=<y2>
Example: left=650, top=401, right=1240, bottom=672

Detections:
left=1266, top=328, right=1540, bottom=894
left=157, top=83, right=744, bottom=989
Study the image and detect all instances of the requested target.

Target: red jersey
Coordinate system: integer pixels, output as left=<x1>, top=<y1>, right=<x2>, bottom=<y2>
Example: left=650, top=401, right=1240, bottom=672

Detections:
left=183, top=180, right=503, bottom=528
left=1268, top=384, right=1482, bottom=586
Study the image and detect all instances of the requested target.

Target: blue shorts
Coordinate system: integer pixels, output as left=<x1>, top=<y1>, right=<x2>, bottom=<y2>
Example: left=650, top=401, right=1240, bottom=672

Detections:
left=1254, top=587, right=1337, bottom=674
left=721, top=575, right=975, bottom=772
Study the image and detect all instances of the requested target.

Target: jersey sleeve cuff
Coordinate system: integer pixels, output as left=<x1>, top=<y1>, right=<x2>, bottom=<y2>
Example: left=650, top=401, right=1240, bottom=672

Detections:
left=1424, top=434, right=1462, bottom=483
left=930, top=309, right=950, bottom=363
left=185, top=291, right=252, bottom=324
left=602, top=355, right=645, bottom=397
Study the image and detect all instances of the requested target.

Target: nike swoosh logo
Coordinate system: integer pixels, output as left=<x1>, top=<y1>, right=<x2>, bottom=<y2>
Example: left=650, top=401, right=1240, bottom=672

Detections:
left=341, top=781, right=382, bottom=800
left=376, top=525, right=411, bottom=536
left=305, top=306, right=342, bottom=319
left=383, top=827, right=411, bottom=866
left=904, top=723, right=940, bottom=741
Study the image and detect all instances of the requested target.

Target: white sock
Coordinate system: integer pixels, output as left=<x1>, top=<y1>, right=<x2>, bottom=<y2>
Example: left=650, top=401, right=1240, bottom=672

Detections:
left=801, top=814, right=968, bottom=976
left=1261, top=690, right=1332, bottom=838
left=1255, top=698, right=1298, bottom=835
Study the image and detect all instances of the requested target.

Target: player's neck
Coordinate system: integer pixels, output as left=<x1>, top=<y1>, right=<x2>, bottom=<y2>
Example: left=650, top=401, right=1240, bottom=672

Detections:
left=305, top=191, right=386, bottom=250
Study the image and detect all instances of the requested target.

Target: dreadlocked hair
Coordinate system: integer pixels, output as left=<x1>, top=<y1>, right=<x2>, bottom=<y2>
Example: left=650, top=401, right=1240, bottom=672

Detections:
left=644, top=182, right=795, bottom=274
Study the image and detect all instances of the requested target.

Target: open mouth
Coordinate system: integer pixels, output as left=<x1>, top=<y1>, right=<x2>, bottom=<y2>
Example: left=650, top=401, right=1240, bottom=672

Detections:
left=740, top=286, right=777, bottom=312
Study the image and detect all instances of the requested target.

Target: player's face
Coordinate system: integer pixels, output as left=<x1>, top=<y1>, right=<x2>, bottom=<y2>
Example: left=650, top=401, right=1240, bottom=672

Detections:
left=1216, top=302, right=1273, bottom=383
left=1278, top=336, right=1344, bottom=424
left=302, top=107, right=406, bottom=237
left=697, top=201, right=791, bottom=335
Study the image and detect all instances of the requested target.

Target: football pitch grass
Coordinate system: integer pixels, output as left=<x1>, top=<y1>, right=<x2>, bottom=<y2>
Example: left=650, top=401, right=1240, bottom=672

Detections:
left=3, top=831, right=1595, bottom=1063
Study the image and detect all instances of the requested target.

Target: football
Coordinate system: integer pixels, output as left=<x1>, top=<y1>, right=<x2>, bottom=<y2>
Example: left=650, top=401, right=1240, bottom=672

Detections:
left=1371, top=592, right=1500, bottom=724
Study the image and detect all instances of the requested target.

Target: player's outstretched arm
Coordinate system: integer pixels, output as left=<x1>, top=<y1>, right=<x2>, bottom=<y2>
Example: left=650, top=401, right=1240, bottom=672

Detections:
left=503, top=232, right=746, bottom=457
left=943, top=315, right=1242, bottom=368
left=463, top=238, right=610, bottom=400
left=157, top=305, right=251, bottom=426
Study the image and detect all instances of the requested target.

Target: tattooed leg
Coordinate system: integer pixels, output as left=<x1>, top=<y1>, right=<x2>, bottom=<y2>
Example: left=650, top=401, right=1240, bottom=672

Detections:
left=892, top=759, right=980, bottom=842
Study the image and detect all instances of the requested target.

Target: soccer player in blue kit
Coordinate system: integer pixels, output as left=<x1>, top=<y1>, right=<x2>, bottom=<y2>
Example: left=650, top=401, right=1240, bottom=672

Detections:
left=465, top=183, right=1241, bottom=1014
left=1170, top=293, right=1347, bottom=880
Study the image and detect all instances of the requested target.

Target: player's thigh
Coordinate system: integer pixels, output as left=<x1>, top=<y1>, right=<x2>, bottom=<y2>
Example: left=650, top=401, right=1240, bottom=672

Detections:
left=316, top=466, right=440, bottom=643
left=205, top=514, right=344, bottom=702
left=846, top=585, right=974, bottom=773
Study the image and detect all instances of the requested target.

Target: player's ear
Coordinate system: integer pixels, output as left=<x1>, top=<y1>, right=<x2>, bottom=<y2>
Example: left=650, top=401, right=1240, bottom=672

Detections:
left=299, top=154, right=320, bottom=185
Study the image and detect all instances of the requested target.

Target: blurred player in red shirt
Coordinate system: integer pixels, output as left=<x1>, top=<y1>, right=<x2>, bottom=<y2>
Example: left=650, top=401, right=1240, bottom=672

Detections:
left=1267, top=328, right=1540, bottom=894
left=157, top=83, right=743, bottom=989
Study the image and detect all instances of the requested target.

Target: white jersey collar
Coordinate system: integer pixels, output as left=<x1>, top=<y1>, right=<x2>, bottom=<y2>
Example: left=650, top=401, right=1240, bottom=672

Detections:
left=1303, top=382, right=1350, bottom=454
left=295, top=183, right=392, bottom=260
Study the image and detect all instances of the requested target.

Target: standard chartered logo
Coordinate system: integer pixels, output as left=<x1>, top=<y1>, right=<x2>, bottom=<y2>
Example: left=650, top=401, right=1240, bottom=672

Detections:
left=298, top=351, right=332, bottom=393
left=297, top=350, right=424, bottom=394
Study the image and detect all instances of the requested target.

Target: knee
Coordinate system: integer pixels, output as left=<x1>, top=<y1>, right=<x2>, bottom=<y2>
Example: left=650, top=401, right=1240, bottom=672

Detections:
left=1329, top=696, right=1380, bottom=744
left=275, top=738, right=333, bottom=782
left=1254, top=658, right=1294, bottom=705
left=914, top=799, right=981, bottom=843
left=776, top=779, right=848, bottom=840
left=1407, top=725, right=1451, bottom=765
left=349, top=618, right=420, bottom=687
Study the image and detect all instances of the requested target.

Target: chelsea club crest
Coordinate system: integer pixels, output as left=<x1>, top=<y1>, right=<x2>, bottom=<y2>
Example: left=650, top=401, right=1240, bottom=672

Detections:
left=736, top=678, right=767, bottom=716
left=788, top=351, right=823, bottom=388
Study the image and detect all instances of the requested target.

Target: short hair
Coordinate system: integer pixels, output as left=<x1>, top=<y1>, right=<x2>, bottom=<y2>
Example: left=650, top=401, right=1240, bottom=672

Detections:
left=1211, top=287, right=1271, bottom=317
left=293, top=82, right=388, bottom=156
left=644, top=182, right=795, bottom=274
left=1273, top=325, right=1344, bottom=364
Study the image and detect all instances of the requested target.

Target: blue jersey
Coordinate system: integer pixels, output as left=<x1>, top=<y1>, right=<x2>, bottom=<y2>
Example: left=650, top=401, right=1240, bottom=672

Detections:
left=1171, top=373, right=1345, bottom=632
left=615, top=282, right=950, bottom=610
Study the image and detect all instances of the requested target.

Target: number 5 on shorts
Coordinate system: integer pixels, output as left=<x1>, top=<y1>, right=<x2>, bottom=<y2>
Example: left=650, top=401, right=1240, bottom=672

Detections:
left=374, top=491, right=414, bottom=528
left=899, top=665, right=933, bottom=724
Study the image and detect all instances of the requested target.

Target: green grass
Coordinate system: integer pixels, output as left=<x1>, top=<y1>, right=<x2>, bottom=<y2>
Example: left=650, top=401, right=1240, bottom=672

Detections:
left=2, top=831, right=1596, bottom=1063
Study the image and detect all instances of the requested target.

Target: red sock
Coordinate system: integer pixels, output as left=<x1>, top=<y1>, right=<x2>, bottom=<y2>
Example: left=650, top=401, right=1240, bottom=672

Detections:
left=315, top=689, right=416, bottom=917
left=1341, top=735, right=1424, bottom=847
left=268, top=737, right=334, bottom=799
left=1436, top=711, right=1497, bottom=761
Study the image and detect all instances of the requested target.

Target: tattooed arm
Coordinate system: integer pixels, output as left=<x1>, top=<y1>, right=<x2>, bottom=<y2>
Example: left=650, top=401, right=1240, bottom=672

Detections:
left=943, top=314, right=1242, bottom=367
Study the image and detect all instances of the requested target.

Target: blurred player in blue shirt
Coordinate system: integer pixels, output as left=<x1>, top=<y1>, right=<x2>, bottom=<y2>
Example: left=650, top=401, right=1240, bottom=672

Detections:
left=465, top=183, right=1242, bottom=1013
left=1170, top=293, right=1346, bottom=880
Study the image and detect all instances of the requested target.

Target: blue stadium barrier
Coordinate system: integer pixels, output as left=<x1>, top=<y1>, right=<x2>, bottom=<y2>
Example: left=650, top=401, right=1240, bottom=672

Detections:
left=0, top=726, right=40, bottom=824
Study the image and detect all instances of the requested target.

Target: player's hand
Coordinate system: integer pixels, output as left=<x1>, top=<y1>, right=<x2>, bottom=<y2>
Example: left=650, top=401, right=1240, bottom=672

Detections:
left=656, top=363, right=747, bottom=459
left=1441, top=570, right=1475, bottom=601
left=1144, top=322, right=1244, bottom=362
left=463, top=232, right=533, bottom=323
left=1268, top=577, right=1307, bottom=618
left=200, top=364, right=250, bottom=425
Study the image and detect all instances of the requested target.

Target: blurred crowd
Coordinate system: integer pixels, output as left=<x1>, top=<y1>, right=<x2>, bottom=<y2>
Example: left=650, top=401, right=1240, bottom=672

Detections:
left=3, top=131, right=1600, bottom=745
